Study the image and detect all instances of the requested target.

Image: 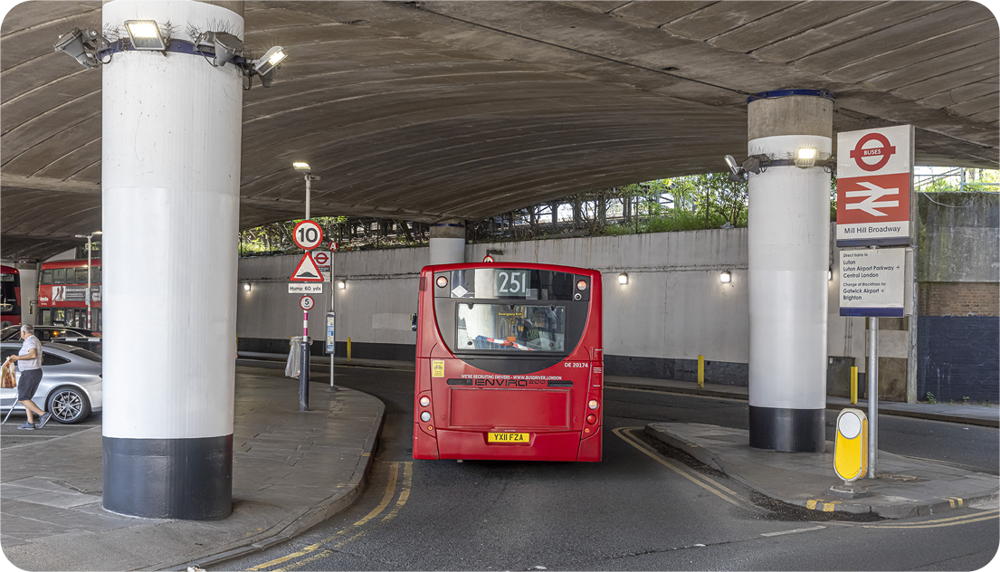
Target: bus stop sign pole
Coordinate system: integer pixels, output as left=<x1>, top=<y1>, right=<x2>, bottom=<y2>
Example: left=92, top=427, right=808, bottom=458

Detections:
left=326, top=311, right=336, bottom=390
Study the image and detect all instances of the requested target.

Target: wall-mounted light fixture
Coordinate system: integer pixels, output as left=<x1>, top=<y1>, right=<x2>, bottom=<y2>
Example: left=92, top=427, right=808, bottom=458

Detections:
left=125, top=20, right=167, bottom=51
left=243, top=282, right=251, bottom=292
left=337, top=280, right=346, bottom=290
left=618, top=273, right=628, bottom=285
left=828, top=268, right=833, bottom=281
left=720, top=271, right=732, bottom=284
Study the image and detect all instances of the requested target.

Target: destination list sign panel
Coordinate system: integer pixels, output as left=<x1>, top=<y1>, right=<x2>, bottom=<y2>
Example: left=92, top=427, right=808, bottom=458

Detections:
left=839, top=248, right=905, bottom=317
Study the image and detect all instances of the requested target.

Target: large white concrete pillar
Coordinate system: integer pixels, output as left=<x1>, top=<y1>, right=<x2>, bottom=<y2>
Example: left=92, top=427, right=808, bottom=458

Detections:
left=429, top=220, right=466, bottom=265
left=747, top=90, right=832, bottom=452
left=102, top=0, right=244, bottom=519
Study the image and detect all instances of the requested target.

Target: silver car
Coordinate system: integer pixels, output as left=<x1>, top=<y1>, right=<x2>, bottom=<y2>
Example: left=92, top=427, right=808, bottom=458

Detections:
left=0, top=342, right=102, bottom=424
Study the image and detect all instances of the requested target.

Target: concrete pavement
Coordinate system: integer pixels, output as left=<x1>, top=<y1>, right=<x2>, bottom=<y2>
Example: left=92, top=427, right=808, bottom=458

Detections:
left=1, top=366, right=385, bottom=571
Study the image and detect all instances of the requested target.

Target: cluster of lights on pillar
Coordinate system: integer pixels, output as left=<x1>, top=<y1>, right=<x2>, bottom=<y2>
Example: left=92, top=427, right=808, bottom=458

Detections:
left=53, top=20, right=287, bottom=88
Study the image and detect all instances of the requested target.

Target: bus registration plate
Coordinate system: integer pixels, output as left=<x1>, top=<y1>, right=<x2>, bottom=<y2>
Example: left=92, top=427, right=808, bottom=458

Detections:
left=488, top=432, right=529, bottom=443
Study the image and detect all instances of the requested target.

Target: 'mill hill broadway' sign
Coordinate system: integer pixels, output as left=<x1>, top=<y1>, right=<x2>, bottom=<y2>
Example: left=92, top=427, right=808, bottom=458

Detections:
left=836, top=125, right=914, bottom=247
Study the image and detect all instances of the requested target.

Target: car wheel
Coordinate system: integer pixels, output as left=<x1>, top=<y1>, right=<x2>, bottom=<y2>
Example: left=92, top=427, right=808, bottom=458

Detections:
left=47, top=387, right=91, bottom=424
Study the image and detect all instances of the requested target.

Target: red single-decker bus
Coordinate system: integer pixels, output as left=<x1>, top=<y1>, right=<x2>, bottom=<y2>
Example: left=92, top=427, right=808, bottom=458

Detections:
left=1, top=265, right=22, bottom=327
left=413, top=263, right=603, bottom=462
left=38, top=259, right=102, bottom=330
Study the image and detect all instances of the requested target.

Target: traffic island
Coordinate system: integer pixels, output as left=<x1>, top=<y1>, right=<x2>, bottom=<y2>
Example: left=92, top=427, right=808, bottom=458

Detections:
left=646, top=423, right=999, bottom=519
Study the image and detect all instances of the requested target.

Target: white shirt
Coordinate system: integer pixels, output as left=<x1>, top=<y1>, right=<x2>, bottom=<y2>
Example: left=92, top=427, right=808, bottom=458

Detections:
left=17, top=335, right=42, bottom=371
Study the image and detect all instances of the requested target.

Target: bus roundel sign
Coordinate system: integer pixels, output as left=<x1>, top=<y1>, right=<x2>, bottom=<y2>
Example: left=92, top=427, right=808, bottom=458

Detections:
left=293, top=220, right=324, bottom=250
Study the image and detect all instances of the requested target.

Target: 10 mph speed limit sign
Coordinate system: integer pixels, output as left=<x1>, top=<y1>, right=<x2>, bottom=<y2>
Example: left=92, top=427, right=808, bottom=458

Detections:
left=293, top=220, right=324, bottom=250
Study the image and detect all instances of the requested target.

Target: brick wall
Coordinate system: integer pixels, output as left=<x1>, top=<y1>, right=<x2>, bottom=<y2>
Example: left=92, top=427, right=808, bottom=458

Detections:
left=919, top=282, right=999, bottom=317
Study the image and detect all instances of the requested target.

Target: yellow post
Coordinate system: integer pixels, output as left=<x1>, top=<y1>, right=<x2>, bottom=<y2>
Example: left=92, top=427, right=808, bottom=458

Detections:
left=698, top=355, right=704, bottom=389
left=850, top=366, right=858, bottom=405
left=348, top=337, right=352, bottom=361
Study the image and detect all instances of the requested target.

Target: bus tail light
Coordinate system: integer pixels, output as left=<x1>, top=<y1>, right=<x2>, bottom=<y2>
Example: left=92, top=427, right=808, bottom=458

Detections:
left=436, top=276, right=448, bottom=288
left=420, top=411, right=432, bottom=422
left=588, top=399, right=599, bottom=410
left=587, top=414, right=596, bottom=424
left=420, top=396, right=431, bottom=407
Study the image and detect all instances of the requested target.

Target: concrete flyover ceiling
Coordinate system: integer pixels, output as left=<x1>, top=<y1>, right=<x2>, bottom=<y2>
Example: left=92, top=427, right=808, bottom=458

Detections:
left=1, top=1, right=997, bottom=261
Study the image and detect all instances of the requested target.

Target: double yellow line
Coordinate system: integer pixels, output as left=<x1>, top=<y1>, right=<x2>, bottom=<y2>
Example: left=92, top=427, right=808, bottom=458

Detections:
left=248, top=461, right=413, bottom=572
left=612, top=426, right=746, bottom=508
left=865, top=508, right=999, bottom=529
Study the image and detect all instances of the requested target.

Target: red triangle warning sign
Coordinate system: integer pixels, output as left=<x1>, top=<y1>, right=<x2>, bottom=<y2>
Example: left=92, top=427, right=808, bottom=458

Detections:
left=291, top=252, right=324, bottom=282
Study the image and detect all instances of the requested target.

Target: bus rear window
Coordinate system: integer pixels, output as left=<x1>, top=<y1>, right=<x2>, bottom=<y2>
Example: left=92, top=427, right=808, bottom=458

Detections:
left=457, top=304, right=565, bottom=352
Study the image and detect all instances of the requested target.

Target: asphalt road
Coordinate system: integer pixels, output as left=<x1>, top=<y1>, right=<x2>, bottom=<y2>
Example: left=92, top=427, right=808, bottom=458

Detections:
left=219, top=365, right=1000, bottom=571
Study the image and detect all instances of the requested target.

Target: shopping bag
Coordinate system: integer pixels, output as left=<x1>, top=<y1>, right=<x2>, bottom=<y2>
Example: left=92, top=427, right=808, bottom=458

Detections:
left=1, top=361, right=16, bottom=389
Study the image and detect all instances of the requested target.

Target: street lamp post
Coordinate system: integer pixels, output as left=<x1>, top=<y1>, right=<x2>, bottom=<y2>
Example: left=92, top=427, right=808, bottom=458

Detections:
left=75, top=231, right=102, bottom=330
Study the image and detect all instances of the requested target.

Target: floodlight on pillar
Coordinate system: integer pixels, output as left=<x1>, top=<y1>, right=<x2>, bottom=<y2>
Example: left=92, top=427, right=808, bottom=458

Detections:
left=720, top=271, right=732, bottom=284
left=252, top=46, right=287, bottom=87
left=54, top=28, right=105, bottom=69
left=618, top=273, right=628, bottom=285
left=125, top=20, right=167, bottom=51
left=212, top=32, right=243, bottom=67
left=724, top=155, right=740, bottom=176
left=796, top=147, right=818, bottom=168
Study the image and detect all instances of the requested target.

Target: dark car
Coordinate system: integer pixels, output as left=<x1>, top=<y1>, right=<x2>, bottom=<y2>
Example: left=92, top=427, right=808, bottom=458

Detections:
left=0, top=326, right=102, bottom=354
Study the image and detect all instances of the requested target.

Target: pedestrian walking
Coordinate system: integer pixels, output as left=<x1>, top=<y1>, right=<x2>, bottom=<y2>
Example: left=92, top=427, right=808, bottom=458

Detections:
left=3, top=324, right=51, bottom=430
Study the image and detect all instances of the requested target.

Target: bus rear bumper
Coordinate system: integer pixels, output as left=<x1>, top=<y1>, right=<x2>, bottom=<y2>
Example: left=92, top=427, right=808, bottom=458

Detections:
left=423, top=428, right=600, bottom=462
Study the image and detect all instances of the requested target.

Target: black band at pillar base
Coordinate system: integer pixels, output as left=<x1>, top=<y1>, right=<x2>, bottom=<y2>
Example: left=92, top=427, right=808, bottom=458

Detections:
left=748, top=406, right=825, bottom=452
left=103, top=435, right=233, bottom=520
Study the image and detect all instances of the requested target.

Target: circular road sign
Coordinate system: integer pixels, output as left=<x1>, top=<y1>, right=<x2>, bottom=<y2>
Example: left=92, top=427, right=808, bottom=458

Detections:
left=849, top=133, right=896, bottom=172
left=293, top=220, right=324, bottom=250
left=300, top=295, right=315, bottom=311
left=483, top=255, right=495, bottom=263
left=313, top=251, right=330, bottom=266
left=330, top=241, right=339, bottom=252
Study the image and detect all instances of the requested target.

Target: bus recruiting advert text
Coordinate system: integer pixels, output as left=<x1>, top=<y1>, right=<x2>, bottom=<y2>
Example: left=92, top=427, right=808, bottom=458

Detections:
left=413, top=263, right=603, bottom=462
left=37, top=259, right=102, bottom=331
left=1, top=265, right=22, bottom=328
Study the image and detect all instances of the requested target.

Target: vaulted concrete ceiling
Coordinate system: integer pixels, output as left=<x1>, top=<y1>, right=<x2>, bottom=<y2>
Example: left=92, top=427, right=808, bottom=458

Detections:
left=2, top=1, right=997, bottom=260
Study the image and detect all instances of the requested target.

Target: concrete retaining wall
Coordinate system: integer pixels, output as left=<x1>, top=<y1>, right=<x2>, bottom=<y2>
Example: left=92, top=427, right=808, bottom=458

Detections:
left=237, top=224, right=865, bottom=386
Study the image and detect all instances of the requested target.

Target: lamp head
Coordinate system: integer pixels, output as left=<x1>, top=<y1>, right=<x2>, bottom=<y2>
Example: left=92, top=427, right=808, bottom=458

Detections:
left=125, top=20, right=167, bottom=51
left=293, top=162, right=311, bottom=173
left=54, top=28, right=100, bottom=69
left=253, top=46, right=287, bottom=77
left=212, top=32, right=243, bottom=67
left=724, top=155, right=739, bottom=176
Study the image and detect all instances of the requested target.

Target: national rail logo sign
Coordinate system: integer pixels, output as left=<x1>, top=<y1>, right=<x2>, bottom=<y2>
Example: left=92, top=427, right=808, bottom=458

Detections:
left=836, top=125, right=913, bottom=247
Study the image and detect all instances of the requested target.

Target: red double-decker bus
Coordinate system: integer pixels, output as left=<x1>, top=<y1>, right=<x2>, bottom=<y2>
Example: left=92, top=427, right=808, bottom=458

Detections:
left=37, top=259, right=102, bottom=330
left=1, top=265, right=22, bottom=327
left=413, top=263, right=603, bottom=462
